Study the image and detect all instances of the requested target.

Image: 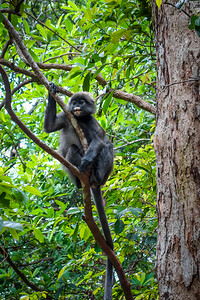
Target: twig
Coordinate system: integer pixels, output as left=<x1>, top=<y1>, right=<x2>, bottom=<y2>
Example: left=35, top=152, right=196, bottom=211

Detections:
left=25, top=11, right=82, bottom=53
left=0, top=9, right=21, bottom=16
left=114, top=138, right=151, bottom=150
left=43, top=52, right=79, bottom=63
left=161, top=77, right=200, bottom=90
left=19, top=257, right=54, bottom=267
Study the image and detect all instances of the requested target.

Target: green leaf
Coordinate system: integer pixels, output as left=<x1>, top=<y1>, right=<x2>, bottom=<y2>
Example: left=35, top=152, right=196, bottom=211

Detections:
left=114, top=219, right=124, bottom=234
left=58, top=265, right=68, bottom=280
left=129, top=207, right=142, bottom=217
left=72, top=223, right=79, bottom=242
left=83, top=226, right=91, bottom=241
left=33, top=228, right=44, bottom=243
left=23, top=19, right=30, bottom=34
left=13, top=188, right=28, bottom=203
left=9, top=228, right=19, bottom=241
left=65, top=18, right=73, bottom=33
left=83, top=72, right=91, bottom=92
left=195, top=16, right=200, bottom=26
left=102, top=91, right=114, bottom=114
left=36, top=24, right=47, bottom=40
left=24, top=185, right=42, bottom=196
left=3, top=220, right=23, bottom=231
left=67, top=207, right=81, bottom=215
left=111, top=29, right=125, bottom=43
left=68, top=0, right=78, bottom=11
left=92, top=65, right=105, bottom=80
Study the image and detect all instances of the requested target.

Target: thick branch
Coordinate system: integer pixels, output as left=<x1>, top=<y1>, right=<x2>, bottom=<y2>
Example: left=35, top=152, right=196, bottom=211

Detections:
left=113, top=89, right=156, bottom=115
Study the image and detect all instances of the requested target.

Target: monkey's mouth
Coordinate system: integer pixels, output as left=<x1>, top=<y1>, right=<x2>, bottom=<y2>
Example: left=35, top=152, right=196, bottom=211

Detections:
left=74, top=107, right=82, bottom=116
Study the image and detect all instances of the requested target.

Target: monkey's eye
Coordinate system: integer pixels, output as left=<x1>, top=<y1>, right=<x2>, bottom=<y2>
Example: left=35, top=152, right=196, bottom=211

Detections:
left=72, top=101, right=77, bottom=105
left=80, top=100, right=85, bottom=104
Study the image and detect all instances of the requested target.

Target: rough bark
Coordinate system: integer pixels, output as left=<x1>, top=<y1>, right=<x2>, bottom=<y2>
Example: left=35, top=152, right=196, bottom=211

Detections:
left=153, top=1, right=200, bottom=299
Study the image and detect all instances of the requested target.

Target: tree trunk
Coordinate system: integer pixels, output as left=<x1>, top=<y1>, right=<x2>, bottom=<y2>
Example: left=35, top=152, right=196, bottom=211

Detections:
left=153, top=1, right=200, bottom=299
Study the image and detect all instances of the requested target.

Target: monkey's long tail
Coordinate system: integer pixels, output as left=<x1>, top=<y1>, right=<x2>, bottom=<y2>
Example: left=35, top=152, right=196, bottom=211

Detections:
left=91, top=186, right=113, bottom=300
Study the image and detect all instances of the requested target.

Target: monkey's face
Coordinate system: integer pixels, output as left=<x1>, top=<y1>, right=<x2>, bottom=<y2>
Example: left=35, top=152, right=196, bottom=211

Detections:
left=69, top=93, right=96, bottom=118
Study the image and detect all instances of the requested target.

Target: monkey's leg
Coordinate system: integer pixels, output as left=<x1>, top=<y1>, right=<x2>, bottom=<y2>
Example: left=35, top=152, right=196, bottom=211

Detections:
left=93, top=144, right=113, bottom=186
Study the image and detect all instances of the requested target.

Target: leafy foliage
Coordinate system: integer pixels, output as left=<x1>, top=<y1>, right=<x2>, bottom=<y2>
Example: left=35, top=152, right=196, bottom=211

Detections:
left=0, top=0, right=158, bottom=299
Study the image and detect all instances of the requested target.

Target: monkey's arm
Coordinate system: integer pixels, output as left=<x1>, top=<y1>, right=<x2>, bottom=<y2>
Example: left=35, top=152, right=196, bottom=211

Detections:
left=79, top=137, right=104, bottom=173
left=44, top=86, right=66, bottom=133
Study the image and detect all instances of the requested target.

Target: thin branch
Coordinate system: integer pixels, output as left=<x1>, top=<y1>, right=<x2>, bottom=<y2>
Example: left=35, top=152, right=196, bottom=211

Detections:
left=25, top=11, right=82, bottom=53
left=161, top=77, right=200, bottom=90
left=36, top=62, right=108, bottom=88
left=114, top=138, right=151, bottom=150
left=164, top=1, right=191, bottom=18
left=19, top=257, right=54, bottom=267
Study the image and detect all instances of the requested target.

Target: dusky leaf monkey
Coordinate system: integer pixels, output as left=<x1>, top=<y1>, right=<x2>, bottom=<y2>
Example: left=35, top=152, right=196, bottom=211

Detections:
left=44, top=83, right=114, bottom=299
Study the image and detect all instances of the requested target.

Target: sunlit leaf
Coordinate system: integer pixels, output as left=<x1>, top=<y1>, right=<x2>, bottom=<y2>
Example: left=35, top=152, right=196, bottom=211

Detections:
left=33, top=228, right=44, bottom=243
left=24, top=186, right=42, bottom=196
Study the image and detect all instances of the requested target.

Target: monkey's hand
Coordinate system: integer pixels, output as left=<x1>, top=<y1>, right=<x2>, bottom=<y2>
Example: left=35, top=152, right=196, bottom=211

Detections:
left=49, top=82, right=58, bottom=94
left=79, top=157, right=92, bottom=173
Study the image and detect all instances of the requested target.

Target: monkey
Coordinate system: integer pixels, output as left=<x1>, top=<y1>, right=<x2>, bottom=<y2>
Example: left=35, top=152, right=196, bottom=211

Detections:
left=44, top=83, right=114, bottom=300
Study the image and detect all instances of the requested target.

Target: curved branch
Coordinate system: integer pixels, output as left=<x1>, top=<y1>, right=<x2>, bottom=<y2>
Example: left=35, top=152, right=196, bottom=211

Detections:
left=0, top=247, right=53, bottom=300
left=0, top=59, right=155, bottom=114
left=2, top=13, right=88, bottom=152
left=0, top=59, right=73, bottom=97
